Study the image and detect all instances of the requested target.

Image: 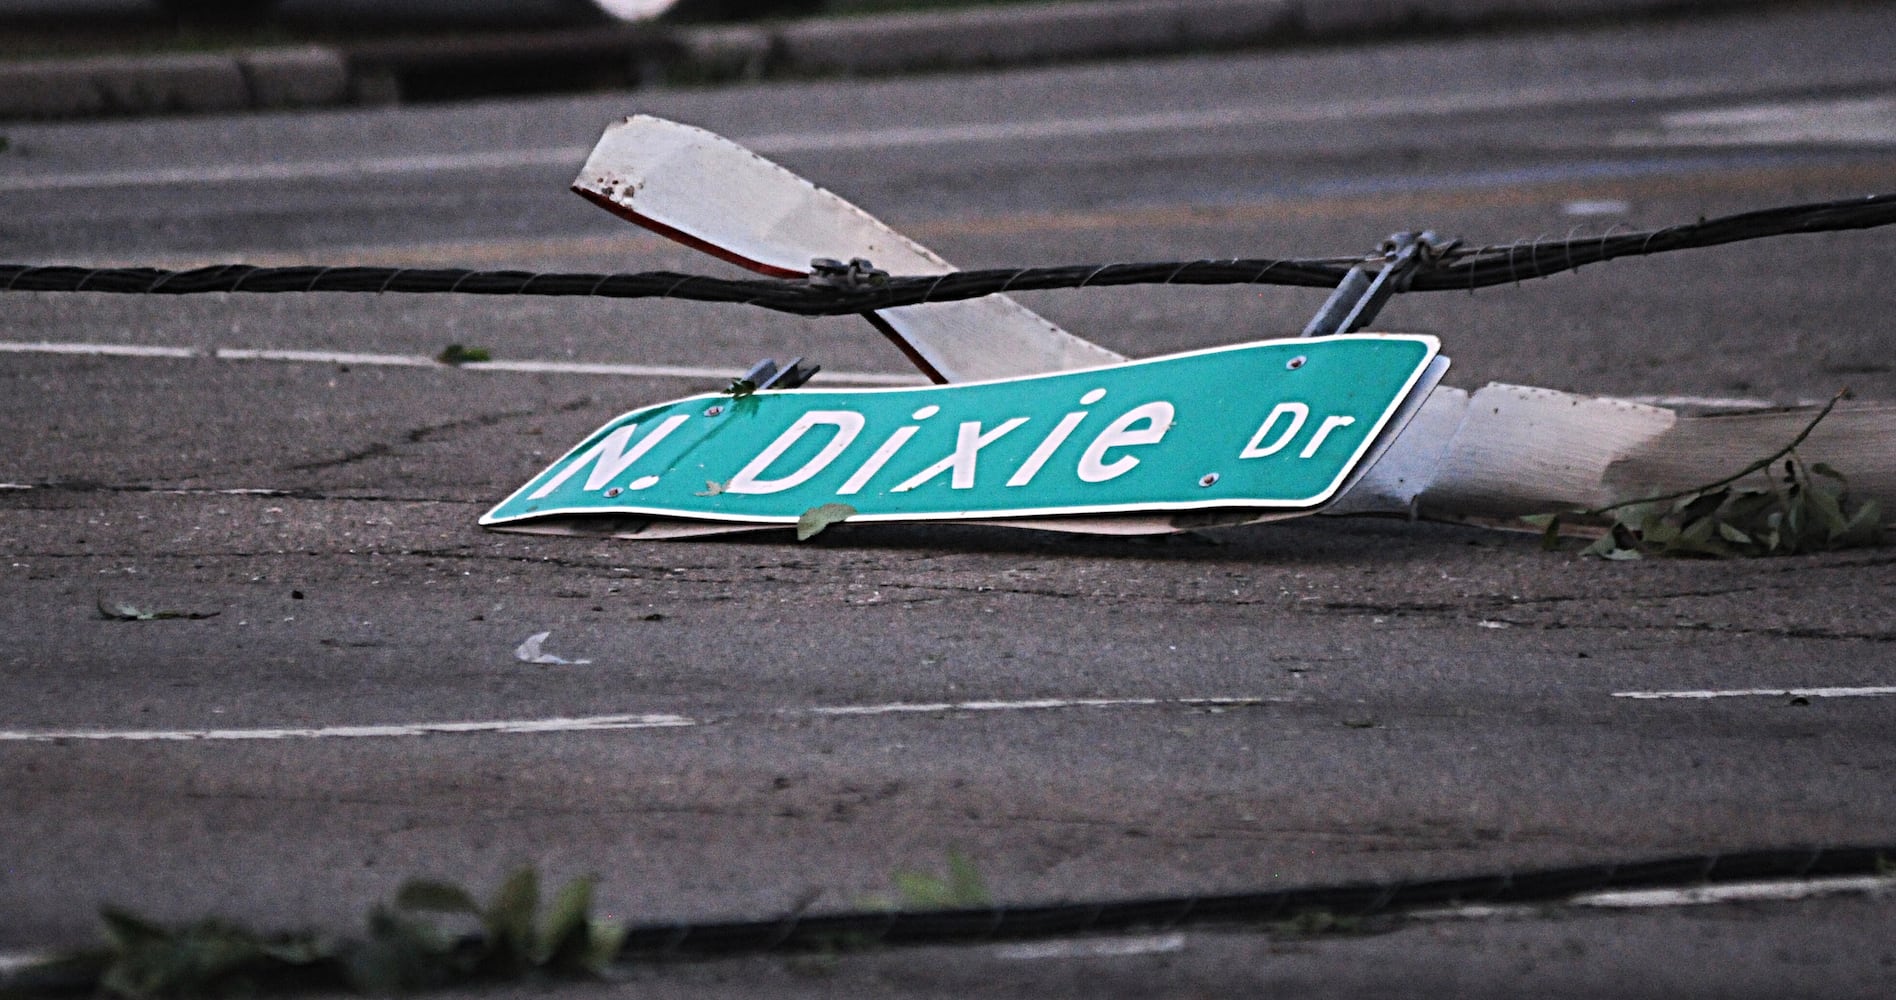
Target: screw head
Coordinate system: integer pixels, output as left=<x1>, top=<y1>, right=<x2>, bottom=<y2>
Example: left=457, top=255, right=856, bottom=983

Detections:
left=604, top=487, right=624, bottom=498
left=1286, top=355, right=1307, bottom=370
left=704, top=405, right=724, bottom=416
left=1199, top=472, right=1220, bottom=487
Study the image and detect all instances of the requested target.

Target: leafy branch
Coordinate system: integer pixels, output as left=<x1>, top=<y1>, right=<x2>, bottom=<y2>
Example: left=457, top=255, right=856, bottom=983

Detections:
left=1, top=869, right=624, bottom=1000
left=1523, top=391, right=1883, bottom=559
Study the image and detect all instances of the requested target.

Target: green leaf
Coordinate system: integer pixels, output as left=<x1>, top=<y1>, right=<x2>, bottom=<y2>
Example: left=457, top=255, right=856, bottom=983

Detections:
left=945, top=851, right=991, bottom=908
left=891, top=872, right=953, bottom=909
left=1810, top=462, right=1846, bottom=482
left=395, top=880, right=482, bottom=916
left=99, top=908, right=169, bottom=952
left=796, top=503, right=857, bottom=541
left=437, top=344, right=492, bottom=365
left=1676, top=490, right=1728, bottom=523
left=584, top=920, right=628, bottom=973
left=887, top=851, right=991, bottom=910
left=482, top=868, right=540, bottom=970
left=345, top=907, right=463, bottom=994
left=1806, top=479, right=1850, bottom=538
left=1520, top=513, right=1562, bottom=551
left=535, top=877, right=595, bottom=968
left=1680, top=515, right=1716, bottom=546
left=1839, top=499, right=1883, bottom=546
left=1580, top=534, right=1620, bottom=558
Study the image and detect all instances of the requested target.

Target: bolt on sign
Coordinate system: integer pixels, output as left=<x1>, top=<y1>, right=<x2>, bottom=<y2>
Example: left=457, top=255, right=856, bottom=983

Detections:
left=482, top=334, right=1441, bottom=530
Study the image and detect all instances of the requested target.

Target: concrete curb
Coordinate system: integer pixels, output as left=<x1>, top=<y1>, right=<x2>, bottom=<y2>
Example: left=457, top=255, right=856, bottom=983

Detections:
left=0, top=0, right=1787, bottom=121
left=0, top=47, right=347, bottom=120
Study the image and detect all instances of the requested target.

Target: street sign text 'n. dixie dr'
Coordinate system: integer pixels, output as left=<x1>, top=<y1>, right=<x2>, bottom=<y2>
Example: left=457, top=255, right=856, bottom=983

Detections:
left=482, top=334, right=1442, bottom=530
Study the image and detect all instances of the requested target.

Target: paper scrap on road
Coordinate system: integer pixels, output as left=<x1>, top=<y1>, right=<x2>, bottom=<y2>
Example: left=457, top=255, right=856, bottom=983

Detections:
left=514, top=631, right=592, bottom=665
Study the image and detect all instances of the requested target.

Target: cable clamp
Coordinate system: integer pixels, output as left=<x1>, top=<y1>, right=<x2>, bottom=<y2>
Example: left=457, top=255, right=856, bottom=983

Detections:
left=809, top=257, right=890, bottom=289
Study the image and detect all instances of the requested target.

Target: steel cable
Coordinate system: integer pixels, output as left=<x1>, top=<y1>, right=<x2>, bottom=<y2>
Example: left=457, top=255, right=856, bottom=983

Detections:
left=1, top=194, right=1890, bottom=315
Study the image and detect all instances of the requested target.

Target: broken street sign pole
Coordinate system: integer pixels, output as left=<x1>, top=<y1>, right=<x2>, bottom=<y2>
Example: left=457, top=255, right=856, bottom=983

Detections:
left=537, top=116, right=1893, bottom=538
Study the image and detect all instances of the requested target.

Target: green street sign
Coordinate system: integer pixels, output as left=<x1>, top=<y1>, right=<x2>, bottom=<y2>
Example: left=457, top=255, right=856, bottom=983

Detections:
left=481, top=334, right=1441, bottom=530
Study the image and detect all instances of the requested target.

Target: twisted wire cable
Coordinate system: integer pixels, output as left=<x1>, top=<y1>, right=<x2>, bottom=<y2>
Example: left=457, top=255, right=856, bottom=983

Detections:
left=2, top=194, right=1889, bottom=315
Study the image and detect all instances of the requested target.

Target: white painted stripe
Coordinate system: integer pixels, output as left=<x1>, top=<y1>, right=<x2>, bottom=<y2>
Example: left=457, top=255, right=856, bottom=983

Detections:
left=0, top=696, right=1275, bottom=744
left=996, top=933, right=1187, bottom=961
left=0, top=340, right=198, bottom=359
left=1573, top=875, right=1895, bottom=908
left=2, top=70, right=1885, bottom=194
left=0, top=714, right=697, bottom=742
left=1615, top=95, right=1896, bottom=149
left=1613, top=686, right=1896, bottom=700
left=1411, top=874, right=1896, bottom=922
left=806, top=696, right=1278, bottom=717
left=0, top=340, right=919, bottom=386
left=464, top=358, right=921, bottom=385
left=1561, top=199, right=1630, bottom=217
left=0, top=147, right=590, bottom=194
left=216, top=347, right=436, bottom=367
left=742, top=77, right=1890, bottom=155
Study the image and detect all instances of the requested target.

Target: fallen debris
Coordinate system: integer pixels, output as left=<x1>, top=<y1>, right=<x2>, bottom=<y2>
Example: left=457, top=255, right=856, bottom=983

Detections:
left=95, top=595, right=218, bottom=621
left=512, top=631, right=591, bottom=665
left=435, top=344, right=491, bottom=366
left=796, top=503, right=856, bottom=541
left=1521, top=393, right=1885, bottom=558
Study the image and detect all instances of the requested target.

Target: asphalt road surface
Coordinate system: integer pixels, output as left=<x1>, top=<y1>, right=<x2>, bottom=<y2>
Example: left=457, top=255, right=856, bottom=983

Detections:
left=3, top=5, right=1894, bottom=996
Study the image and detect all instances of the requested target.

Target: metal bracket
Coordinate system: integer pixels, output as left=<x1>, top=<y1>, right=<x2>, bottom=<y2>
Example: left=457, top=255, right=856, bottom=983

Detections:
left=738, top=356, right=822, bottom=391
left=1300, top=231, right=1457, bottom=338
left=809, top=256, right=890, bottom=289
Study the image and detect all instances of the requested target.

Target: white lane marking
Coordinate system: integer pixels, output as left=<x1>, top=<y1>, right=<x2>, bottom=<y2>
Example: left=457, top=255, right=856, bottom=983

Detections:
left=1411, top=874, right=1896, bottom=922
left=0, top=696, right=1275, bottom=744
left=1613, top=686, right=1896, bottom=701
left=0, top=147, right=590, bottom=194
left=719, top=76, right=1896, bottom=155
left=1561, top=199, right=1630, bottom=217
left=0, top=714, right=697, bottom=742
left=465, top=358, right=921, bottom=385
left=1573, top=875, right=1895, bottom=908
left=807, top=696, right=1280, bottom=717
left=4, top=71, right=1888, bottom=194
left=217, top=347, right=435, bottom=367
left=1615, top=95, right=1896, bottom=148
left=995, top=933, right=1187, bottom=961
left=0, top=340, right=198, bottom=359
left=0, top=340, right=922, bottom=386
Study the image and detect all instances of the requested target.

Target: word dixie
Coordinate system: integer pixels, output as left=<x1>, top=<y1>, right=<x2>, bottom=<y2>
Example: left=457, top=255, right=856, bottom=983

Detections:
left=531, top=391, right=1360, bottom=502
